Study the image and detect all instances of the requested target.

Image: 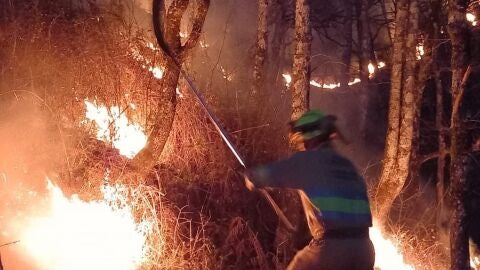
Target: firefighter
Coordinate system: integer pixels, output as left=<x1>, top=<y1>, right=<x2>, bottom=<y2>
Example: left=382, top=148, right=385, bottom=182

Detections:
left=244, top=110, right=375, bottom=270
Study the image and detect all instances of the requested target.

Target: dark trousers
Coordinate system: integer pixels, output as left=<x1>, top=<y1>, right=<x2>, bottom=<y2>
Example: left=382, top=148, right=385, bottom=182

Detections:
left=286, top=237, right=375, bottom=270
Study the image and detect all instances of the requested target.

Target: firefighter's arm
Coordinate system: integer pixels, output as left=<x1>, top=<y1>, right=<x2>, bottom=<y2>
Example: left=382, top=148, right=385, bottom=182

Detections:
left=243, top=164, right=285, bottom=189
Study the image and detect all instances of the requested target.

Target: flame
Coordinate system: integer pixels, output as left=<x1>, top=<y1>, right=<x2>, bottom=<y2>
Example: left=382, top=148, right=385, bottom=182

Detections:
left=467, top=13, right=477, bottom=26
left=416, top=44, right=425, bottom=60
left=220, top=66, right=233, bottom=81
left=84, top=99, right=147, bottom=159
left=309, top=80, right=322, bottom=88
left=321, top=82, right=341, bottom=89
left=15, top=180, right=152, bottom=270
left=282, top=73, right=292, bottom=86
left=148, top=66, right=164, bottom=79
left=200, top=40, right=209, bottom=48
left=284, top=61, right=385, bottom=90
left=284, top=74, right=352, bottom=89
left=472, top=256, right=480, bottom=269
left=370, top=225, right=415, bottom=270
left=368, top=63, right=376, bottom=78
left=176, top=87, right=184, bottom=98
left=130, top=45, right=165, bottom=80
left=146, top=42, right=159, bottom=51
left=348, top=78, right=362, bottom=85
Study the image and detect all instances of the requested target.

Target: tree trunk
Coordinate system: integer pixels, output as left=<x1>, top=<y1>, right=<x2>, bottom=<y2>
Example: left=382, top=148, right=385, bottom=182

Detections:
left=134, top=0, right=210, bottom=172
left=340, top=0, right=353, bottom=86
left=434, top=23, right=447, bottom=204
left=252, top=0, right=269, bottom=98
left=374, top=0, right=411, bottom=222
left=393, top=0, right=419, bottom=217
left=410, top=29, right=433, bottom=184
left=380, top=0, right=393, bottom=44
left=291, top=0, right=312, bottom=120
left=447, top=0, right=471, bottom=266
left=355, top=0, right=369, bottom=84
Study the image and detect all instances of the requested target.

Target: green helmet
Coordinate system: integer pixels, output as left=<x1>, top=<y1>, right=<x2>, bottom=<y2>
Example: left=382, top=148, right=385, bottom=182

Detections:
left=291, top=110, right=337, bottom=141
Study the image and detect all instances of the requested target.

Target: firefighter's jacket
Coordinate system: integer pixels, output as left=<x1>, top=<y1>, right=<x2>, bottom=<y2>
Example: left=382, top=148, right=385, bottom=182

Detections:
left=250, top=145, right=372, bottom=239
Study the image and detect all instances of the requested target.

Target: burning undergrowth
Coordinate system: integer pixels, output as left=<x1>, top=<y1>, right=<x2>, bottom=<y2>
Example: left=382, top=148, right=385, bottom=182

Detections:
left=1, top=178, right=154, bottom=270
left=0, top=5, right=216, bottom=269
left=0, top=97, right=217, bottom=269
left=0, top=2, right=457, bottom=270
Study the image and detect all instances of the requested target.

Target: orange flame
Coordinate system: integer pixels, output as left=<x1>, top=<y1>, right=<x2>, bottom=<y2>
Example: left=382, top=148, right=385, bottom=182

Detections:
left=416, top=44, right=425, bottom=60
left=368, top=63, right=376, bottom=78
left=9, top=179, right=152, bottom=270
left=472, top=256, right=480, bottom=269
left=370, top=225, right=415, bottom=270
left=84, top=99, right=147, bottom=159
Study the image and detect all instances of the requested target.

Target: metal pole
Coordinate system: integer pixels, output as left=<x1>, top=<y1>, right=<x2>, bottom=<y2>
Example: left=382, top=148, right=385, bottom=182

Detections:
left=152, top=0, right=295, bottom=231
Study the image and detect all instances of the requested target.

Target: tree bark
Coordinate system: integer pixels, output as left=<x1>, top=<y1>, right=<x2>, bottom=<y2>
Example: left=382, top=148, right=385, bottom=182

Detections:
left=448, top=0, right=471, bottom=266
left=340, top=0, right=353, bottom=86
left=291, top=0, right=312, bottom=120
left=448, top=0, right=471, bottom=264
left=393, top=0, right=419, bottom=216
left=434, top=21, right=447, bottom=205
left=252, top=0, right=269, bottom=98
left=134, top=0, right=210, bottom=172
left=409, top=10, right=434, bottom=184
left=270, top=0, right=290, bottom=88
left=374, top=0, right=411, bottom=222
left=355, top=0, right=369, bottom=84
left=380, top=0, right=393, bottom=44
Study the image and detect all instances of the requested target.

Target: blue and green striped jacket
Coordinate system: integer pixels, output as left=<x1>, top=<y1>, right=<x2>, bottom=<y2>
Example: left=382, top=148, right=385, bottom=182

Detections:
left=250, top=146, right=372, bottom=232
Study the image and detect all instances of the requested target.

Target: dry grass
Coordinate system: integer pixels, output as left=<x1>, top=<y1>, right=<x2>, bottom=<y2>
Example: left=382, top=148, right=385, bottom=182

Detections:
left=0, top=2, right=291, bottom=269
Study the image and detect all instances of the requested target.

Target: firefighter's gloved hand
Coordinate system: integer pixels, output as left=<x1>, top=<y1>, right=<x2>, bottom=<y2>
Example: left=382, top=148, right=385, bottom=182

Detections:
left=240, top=170, right=256, bottom=191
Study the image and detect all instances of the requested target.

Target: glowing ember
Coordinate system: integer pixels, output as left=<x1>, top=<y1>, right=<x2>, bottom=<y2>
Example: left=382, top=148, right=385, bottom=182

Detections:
left=348, top=78, right=362, bottom=85
left=220, top=66, right=233, bottom=81
left=321, top=82, right=341, bottom=89
left=176, top=87, right=184, bottom=98
left=200, top=40, right=209, bottom=48
left=467, top=13, right=477, bottom=26
left=130, top=45, right=165, bottom=80
left=310, top=79, right=322, bottom=87
left=370, top=226, right=414, bottom=270
left=282, top=73, right=292, bottom=86
left=416, top=44, right=425, bottom=60
left=378, top=61, right=386, bottom=68
left=18, top=180, right=151, bottom=270
left=84, top=99, right=147, bottom=159
left=146, top=42, right=159, bottom=51
left=149, top=66, right=164, bottom=79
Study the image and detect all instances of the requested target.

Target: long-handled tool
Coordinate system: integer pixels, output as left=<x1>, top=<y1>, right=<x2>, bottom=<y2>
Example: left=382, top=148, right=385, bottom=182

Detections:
left=152, top=0, right=296, bottom=232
